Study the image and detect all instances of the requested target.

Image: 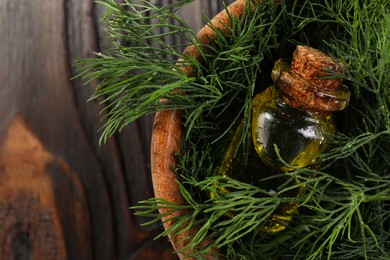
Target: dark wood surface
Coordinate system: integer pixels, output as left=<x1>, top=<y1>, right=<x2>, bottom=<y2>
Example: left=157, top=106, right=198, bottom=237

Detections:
left=0, top=0, right=232, bottom=259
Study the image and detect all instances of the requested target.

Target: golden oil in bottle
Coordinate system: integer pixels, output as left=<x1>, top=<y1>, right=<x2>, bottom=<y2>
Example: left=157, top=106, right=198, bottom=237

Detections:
left=218, top=45, right=350, bottom=232
left=251, top=85, right=336, bottom=171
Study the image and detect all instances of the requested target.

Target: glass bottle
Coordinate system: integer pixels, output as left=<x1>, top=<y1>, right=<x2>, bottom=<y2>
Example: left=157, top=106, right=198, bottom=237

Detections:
left=219, top=45, right=351, bottom=232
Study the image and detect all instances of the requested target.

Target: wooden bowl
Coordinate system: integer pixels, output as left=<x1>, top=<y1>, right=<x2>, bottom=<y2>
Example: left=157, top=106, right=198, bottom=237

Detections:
left=150, top=1, right=256, bottom=258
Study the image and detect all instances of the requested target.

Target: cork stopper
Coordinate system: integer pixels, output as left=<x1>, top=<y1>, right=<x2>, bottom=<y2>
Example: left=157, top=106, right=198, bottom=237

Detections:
left=291, top=45, right=346, bottom=90
left=273, top=45, right=350, bottom=112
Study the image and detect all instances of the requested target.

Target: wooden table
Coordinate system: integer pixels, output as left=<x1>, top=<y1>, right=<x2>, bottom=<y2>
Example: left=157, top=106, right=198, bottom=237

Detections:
left=0, top=0, right=233, bottom=259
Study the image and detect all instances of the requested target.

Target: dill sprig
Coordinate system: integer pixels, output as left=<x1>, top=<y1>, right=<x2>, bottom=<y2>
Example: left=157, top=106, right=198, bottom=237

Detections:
left=76, top=0, right=226, bottom=144
left=77, top=0, right=390, bottom=259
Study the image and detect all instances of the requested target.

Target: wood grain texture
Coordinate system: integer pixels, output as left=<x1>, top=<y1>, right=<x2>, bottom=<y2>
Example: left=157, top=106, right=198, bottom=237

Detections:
left=0, top=116, right=91, bottom=259
left=0, top=0, right=231, bottom=259
left=1, top=0, right=115, bottom=258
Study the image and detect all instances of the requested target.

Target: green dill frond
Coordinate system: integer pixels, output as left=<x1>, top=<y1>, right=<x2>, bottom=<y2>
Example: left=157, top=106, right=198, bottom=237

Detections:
left=79, top=0, right=390, bottom=259
left=75, top=0, right=202, bottom=144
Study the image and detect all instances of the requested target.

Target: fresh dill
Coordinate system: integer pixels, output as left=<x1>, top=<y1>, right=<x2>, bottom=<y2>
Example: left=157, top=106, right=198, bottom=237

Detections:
left=76, top=0, right=390, bottom=259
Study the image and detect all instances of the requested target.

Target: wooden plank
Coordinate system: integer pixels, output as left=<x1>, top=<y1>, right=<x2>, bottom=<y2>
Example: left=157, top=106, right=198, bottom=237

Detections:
left=65, top=0, right=136, bottom=257
left=3, top=117, right=93, bottom=259
left=0, top=0, right=114, bottom=258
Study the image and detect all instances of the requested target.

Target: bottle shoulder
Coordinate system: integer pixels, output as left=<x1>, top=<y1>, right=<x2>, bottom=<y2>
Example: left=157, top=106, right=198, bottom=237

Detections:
left=252, top=86, right=335, bottom=126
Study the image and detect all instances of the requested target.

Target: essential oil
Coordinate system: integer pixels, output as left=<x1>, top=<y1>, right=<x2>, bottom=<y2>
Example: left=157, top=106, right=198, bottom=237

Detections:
left=219, top=45, right=350, bottom=232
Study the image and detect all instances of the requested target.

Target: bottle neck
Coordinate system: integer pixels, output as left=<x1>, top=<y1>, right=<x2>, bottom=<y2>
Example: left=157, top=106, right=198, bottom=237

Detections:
left=272, top=59, right=350, bottom=114
left=273, top=91, right=327, bottom=119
